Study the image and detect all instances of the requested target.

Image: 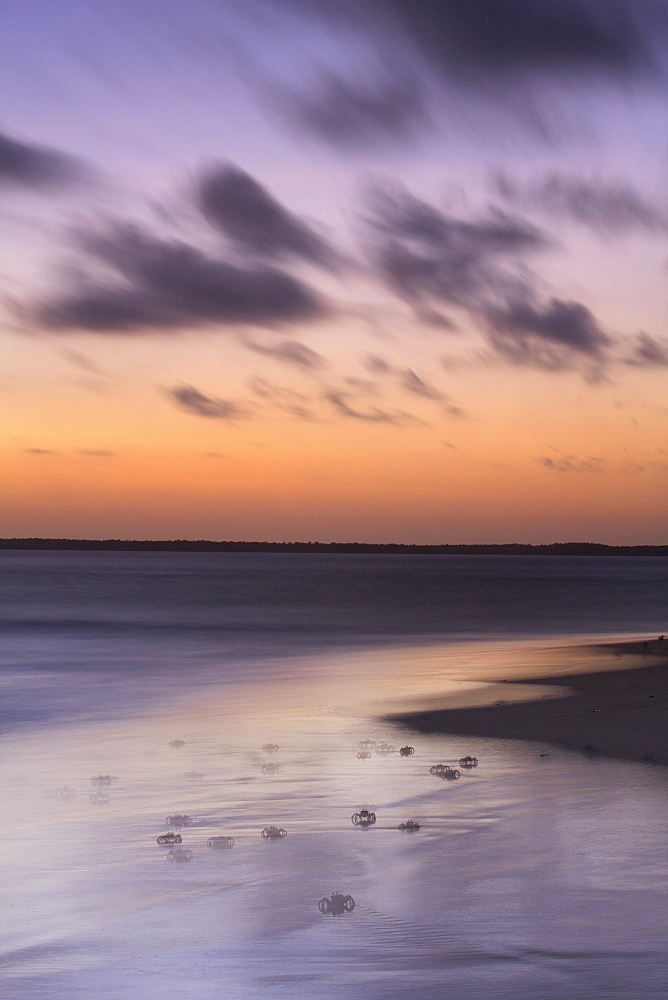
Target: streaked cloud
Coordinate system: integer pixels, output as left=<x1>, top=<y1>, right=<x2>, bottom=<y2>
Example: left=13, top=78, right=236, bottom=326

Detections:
left=165, top=384, right=251, bottom=420
left=248, top=376, right=315, bottom=420
left=486, top=298, right=609, bottom=356
left=538, top=454, right=606, bottom=473
left=27, top=220, right=326, bottom=334
left=281, top=69, right=427, bottom=149
left=0, top=131, right=93, bottom=191
left=623, top=332, right=668, bottom=366
left=495, top=172, right=668, bottom=236
left=244, top=338, right=326, bottom=369
left=324, top=388, right=427, bottom=426
left=196, top=163, right=339, bottom=268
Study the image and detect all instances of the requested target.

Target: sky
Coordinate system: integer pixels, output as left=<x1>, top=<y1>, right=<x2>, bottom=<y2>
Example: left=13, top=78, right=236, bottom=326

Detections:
left=1, top=0, right=667, bottom=544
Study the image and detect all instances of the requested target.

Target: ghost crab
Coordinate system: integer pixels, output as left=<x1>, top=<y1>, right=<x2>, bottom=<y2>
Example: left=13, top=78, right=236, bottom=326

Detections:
left=429, top=763, right=460, bottom=779
left=261, top=825, right=287, bottom=838
left=157, top=832, right=182, bottom=845
left=351, top=808, right=376, bottom=826
left=459, top=755, right=479, bottom=768
left=318, top=892, right=355, bottom=915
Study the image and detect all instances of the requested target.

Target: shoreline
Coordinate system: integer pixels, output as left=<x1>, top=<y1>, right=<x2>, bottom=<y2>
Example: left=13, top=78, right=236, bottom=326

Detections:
left=2, top=539, right=666, bottom=556
left=388, top=638, right=668, bottom=766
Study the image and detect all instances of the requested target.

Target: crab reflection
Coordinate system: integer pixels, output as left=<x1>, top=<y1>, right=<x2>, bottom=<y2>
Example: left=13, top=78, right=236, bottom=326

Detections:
left=207, top=835, right=234, bottom=849
left=166, top=814, right=192, bottom=827
left=167, top=848, right=193, bottom=862
left=54, top=786, right=77, bottom=800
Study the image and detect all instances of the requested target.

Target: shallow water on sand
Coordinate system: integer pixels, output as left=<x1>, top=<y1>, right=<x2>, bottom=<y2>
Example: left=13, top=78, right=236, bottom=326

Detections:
left=2, top=553, right=667, bottom=998
left=3, top=639, right=668, bottom=1000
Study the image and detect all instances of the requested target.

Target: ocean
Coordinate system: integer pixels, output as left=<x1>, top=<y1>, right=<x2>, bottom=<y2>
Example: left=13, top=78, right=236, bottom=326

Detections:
left=1, top=552, right=667, bottom=999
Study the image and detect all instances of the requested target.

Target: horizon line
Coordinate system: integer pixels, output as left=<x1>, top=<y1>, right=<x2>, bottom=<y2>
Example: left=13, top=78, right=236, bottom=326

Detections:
left=1, top=538, right=666, bottom=556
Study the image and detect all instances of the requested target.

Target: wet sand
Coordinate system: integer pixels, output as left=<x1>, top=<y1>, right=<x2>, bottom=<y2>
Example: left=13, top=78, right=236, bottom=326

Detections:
left=390, top=638, right=668, bottom=765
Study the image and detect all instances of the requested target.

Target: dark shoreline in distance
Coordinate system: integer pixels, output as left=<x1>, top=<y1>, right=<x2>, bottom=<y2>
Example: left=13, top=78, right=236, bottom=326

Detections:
left=1, top=538, right=667, bottom=556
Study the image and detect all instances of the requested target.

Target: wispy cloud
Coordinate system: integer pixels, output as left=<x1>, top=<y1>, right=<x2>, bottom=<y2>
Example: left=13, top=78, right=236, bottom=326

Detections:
left=495, top=171, right=668, bottom=237
left=165, top=384, right=252, bottom=420
left=280, top=68, right=428, bottom=149
left=244, top=338, right=326, bottom=370
left=623, top=332, right=668, bottom=366
left=324, top=388, right=427, bottom=426
left=538, top=454, right=606, bottom=473
left=248, top=376, right=315, bottom=419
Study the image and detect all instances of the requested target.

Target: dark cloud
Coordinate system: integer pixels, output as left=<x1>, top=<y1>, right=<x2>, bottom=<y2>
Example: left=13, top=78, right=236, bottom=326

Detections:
left=366, top=186, right=549, bottom=310
left=365, top=185, right=613, bottom=368
left=166, top=384, right=251, bottom=420
left=624, top=332, right=668, bottom=366
left=284, top=69, right=427, bottom=148
left=78, top=449, right=114, bottom=457
left=538, top=454, right=606, bottom=472
left=495, top=172, right=668, bottom=236
left=276, top=1, right=665, bottom=148
left=196, top=164, right=337, bottom=267
left=24, top=447, right=58, bottom=455
left=0, top=131, right=91, bottom=190
left=324, top=389, right=427, bottom=426
left=244, top=338, right=325, bottom=369
left=381, top=0, right=660, bottom=81
left=486, top=298, right=609, bottom=355
left=29, top=222, right=326, bottom=334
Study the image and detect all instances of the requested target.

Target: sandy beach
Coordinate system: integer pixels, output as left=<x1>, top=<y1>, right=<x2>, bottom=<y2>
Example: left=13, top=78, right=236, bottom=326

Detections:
left=390, top=638, right=668, bottom=765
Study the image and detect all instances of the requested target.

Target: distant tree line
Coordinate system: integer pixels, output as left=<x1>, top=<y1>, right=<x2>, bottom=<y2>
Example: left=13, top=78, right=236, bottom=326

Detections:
left=1, top=538, right=666, bottom=556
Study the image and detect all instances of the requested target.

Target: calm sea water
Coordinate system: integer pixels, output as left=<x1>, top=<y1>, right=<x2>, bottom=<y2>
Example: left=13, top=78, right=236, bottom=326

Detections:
left=1, top=552, right=667, bottom=999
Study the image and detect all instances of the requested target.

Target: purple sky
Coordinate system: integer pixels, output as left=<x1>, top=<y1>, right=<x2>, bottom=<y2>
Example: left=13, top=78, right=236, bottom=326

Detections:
left=2, top=1, right=667, bottom=542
